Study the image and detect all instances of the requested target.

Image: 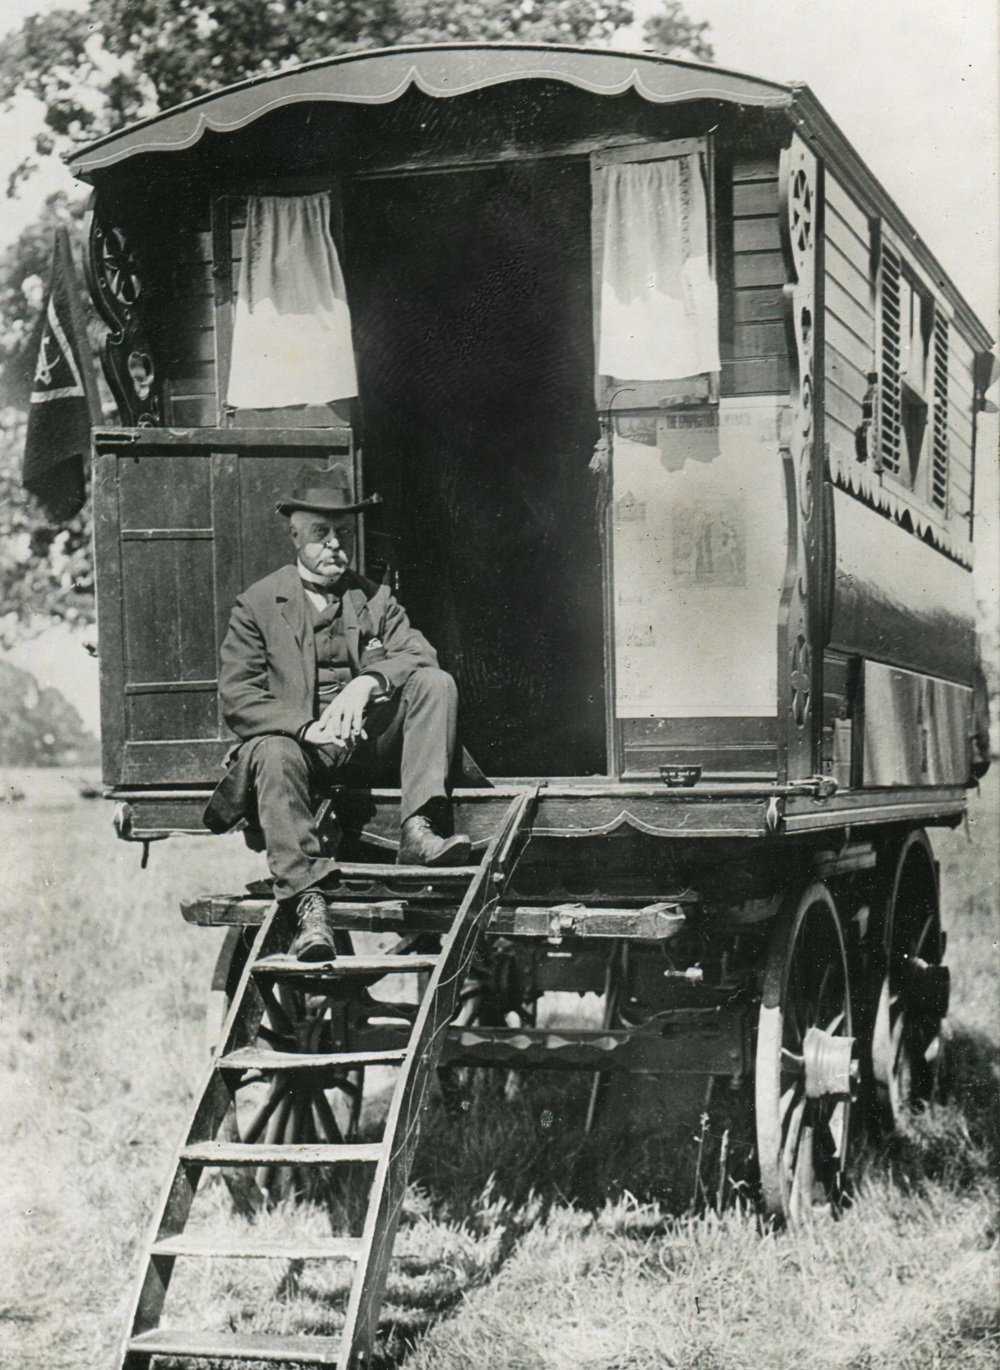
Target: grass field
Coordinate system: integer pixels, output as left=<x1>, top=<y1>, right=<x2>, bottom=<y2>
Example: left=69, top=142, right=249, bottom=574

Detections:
left=1, top=767, right=997, bottom=1370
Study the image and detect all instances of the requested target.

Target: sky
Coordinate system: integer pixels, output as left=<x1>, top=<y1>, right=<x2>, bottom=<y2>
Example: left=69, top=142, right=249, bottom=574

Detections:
left=621, top=0, right=999, bottom=330
left=1, top=0, right=997, bottom=721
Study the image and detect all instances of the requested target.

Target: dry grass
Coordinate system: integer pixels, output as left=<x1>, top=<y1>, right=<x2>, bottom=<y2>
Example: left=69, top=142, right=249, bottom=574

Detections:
left=1, top=766, right=997, bottom=1370
left=404, top=1181, right=998, bottom=1370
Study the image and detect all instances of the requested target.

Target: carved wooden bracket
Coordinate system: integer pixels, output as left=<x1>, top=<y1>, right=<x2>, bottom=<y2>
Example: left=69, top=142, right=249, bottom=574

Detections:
left=777, top=134, right=820, bottom=779
left=86, top=207, right=162, bottom=426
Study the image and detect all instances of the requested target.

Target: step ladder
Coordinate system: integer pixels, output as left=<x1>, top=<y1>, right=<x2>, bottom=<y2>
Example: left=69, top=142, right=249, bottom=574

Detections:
left=119, top=789, right=537, bottom=1370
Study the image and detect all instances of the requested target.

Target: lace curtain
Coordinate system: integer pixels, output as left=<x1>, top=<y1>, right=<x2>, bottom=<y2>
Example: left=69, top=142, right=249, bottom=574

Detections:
left=226, top=192, right=358, bottom=410
left=598, top=155, right=720, bottom=382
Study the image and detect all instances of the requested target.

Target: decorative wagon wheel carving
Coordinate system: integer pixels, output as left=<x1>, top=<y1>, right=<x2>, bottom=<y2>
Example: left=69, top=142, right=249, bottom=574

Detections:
left=755, top=882, right=856, bottom=1223
left=87, top=209, right=162, bottom=425
left=97, top=224, right=142, bottom=311
left=789, top=635, right=811, bottom=727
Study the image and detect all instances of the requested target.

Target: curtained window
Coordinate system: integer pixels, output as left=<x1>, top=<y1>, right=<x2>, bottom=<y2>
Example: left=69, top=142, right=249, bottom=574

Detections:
left=226, top=192, right=358, bottom=411
left=597, top=153, right=720, bottom=384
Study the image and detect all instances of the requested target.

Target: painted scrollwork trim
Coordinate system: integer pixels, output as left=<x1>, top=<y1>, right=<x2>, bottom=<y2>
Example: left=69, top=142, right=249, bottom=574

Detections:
left=85, top=203, right=162, bottom=426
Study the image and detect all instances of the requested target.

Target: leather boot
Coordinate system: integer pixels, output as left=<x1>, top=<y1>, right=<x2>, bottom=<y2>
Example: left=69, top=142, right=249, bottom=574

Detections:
left=292, top=890, right=337, bottom=961
left=397, top=814, right=472, bottom=866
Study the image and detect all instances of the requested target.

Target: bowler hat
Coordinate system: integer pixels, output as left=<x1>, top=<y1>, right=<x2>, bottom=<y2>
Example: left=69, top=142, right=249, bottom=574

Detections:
left=276, top=462, right=380, bottom=516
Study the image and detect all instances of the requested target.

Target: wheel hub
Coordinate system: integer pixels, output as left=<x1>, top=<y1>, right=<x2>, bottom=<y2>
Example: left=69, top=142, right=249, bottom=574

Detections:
left=803, top=1024, right=857, bottom=1099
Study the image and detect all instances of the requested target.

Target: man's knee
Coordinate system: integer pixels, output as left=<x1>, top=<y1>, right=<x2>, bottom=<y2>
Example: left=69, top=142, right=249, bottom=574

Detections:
left=405, top=666, right=457, bottom=703
left=248, top=733, right=306, bottom=780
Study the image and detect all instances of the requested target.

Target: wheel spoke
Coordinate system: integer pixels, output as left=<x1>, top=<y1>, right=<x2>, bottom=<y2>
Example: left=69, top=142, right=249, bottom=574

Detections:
left=256, top=1090, right=293, bottom=1193
left=788, top=1121, right=816, bottom=1221
left=913, top=911, right=938, bottom=958
left=259, top=983, right=297, bottom=1039
left=782, top=1095, right=806, bottom=1176
left=240, top=1076, right=290, bottom=1143
left=312, top=1088, right=346, bottom=1145
left=827, top=1099, right=848, bottom=1161
left=757, top=883, right=852, bottom=1222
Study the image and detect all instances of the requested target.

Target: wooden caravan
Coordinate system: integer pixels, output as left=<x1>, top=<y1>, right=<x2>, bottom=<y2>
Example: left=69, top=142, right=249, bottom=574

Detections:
left=70, top=44, right=994, bottom=1370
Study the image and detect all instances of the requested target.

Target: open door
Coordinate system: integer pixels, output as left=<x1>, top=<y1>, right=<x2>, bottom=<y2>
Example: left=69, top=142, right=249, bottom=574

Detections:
left=592, top=140, right=785, bottom=779
left=343, top=159, right=606, bottom=778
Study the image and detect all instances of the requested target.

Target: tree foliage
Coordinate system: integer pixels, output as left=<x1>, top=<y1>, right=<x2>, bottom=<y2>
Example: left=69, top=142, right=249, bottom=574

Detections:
left=0, top=408, right=94, bottom=649
left=643, top=2, right=712, bottom=62
left=0, top=0, right=714, bottom=642
left=0, top=655, right=99, bottom=764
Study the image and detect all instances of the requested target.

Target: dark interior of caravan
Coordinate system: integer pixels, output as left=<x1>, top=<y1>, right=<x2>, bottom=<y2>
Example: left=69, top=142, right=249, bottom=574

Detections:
left=344, top=160, right=607, bottom=777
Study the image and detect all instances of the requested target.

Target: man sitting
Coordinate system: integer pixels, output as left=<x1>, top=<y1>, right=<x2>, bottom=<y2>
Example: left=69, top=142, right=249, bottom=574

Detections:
left=206, top=462, right=471, bottom=960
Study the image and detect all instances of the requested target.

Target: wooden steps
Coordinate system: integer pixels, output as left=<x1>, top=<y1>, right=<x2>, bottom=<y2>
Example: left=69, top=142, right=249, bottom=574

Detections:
left=218, top=1047, right=408, bottom=1071
left=252, top=953, right=440, bottom=977
left=333, top=860, right=475, bottom=882
left=179, top=1141, right=384, bottom=1166
left=119, top=789, right=538, bottom=1370
left=150, top=1233, right=362, bottom=1260
left=129, top=1329, right=345, bottom=1363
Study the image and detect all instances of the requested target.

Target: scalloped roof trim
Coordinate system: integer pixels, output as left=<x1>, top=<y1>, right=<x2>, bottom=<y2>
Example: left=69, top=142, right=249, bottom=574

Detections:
left=68, top=44, right=793, bottom=176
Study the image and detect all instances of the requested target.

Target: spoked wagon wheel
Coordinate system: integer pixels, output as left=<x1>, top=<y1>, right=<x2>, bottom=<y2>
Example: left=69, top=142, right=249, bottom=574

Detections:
left=755, top=881, right=856, bottom=1223
left=438, top=941, right=537, bottom=1109
left=211, top=927, right=366, bottom=1209
left=241, top=959, right=364, bottom=1203
left=870, top=830, right=949, bottom=1132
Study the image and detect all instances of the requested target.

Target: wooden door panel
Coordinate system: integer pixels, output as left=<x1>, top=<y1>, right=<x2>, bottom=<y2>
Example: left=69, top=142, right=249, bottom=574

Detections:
left=118, top=453, right=212, bottom=529
left=127, top=687, right=219, bottom=742
left=121, top=538, right=217, bottom=682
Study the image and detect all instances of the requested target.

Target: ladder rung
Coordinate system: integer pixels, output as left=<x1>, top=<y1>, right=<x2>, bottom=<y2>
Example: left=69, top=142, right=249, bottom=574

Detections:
left=218, top=1047, right=407, bottom=1071
left=128, top=1329, right=344, bottom=1363
left=150, top=1233, right=362, bottom=1260
left=325, top=899, right=407, bottom=920
left=335, top=861, right=474, bottom=880
left=253, top=953, right=439, bottom=976
left=180, top=1142, right=383, bottom=1166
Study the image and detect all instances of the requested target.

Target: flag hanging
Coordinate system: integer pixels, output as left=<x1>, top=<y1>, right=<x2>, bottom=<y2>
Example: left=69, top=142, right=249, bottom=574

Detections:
left=22, top=227, right=100, bottom=523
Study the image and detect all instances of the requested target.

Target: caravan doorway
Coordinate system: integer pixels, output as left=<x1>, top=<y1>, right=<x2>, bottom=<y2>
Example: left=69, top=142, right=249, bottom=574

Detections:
left=345, top=160, right=606, bottom=777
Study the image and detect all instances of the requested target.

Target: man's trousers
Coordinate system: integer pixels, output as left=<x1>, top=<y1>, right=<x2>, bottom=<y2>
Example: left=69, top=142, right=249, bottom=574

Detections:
left=247, top=666, right=458, bottom=900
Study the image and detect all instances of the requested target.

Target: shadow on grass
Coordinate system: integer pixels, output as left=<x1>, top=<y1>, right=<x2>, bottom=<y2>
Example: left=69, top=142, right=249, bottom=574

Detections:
left=857, top=1027, right=999, bottom=1196
left=409, top=1067, right=757, bottom=1224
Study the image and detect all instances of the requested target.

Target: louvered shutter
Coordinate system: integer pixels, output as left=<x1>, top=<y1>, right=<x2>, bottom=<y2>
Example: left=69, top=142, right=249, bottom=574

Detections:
left=879, top=243, right=902, bottom=475
left=931, top=313, right=949, bottom=512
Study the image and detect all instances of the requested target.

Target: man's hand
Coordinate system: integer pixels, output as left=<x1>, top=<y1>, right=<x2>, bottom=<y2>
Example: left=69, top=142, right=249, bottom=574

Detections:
left=302, top=675, right=380, bottom=750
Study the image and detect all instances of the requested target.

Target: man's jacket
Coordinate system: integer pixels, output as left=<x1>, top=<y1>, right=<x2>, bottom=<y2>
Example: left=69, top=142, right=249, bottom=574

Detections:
left=204, top=563, right=437, bottom=834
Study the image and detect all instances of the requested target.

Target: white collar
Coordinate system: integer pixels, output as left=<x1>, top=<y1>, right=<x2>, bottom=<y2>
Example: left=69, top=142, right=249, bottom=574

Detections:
left=297, top=558, right=345, bottom=591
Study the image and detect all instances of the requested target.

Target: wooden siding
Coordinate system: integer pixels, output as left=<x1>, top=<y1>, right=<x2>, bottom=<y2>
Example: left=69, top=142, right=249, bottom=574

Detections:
left=947, top=328, right=975, bottom=526
left=721, top=159, right=789, bottom=396
left=622, top=716, right=778, bottom=778
left=823, top=173, right=874, bottom=470
left=159, top=217, right=217, bottom=427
